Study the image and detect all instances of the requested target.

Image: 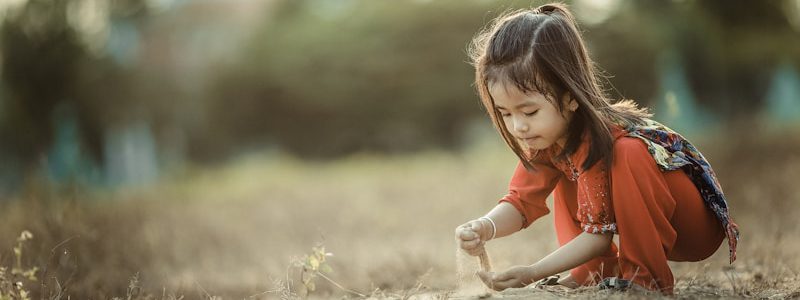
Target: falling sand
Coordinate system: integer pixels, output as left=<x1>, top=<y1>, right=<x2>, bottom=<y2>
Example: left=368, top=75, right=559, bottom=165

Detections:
left=455, top=244, right=493, bottom=298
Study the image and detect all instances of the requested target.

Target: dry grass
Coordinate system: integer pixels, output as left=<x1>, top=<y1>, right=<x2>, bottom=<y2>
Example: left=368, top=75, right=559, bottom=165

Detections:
left=1, top=124, right=799, bottom=299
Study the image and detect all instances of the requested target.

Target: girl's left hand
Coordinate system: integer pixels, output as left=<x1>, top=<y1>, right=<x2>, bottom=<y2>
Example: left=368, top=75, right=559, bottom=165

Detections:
left=476, top=266, right=539, bottom=291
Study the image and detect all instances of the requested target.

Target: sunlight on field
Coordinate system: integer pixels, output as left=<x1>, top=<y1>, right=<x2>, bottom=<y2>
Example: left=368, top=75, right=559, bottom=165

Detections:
left=1, top=128, right=800, bottom=299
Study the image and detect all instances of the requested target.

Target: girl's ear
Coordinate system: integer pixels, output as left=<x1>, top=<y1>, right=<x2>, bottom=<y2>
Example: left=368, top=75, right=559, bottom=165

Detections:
left=562, top=92, right=578, bottom=111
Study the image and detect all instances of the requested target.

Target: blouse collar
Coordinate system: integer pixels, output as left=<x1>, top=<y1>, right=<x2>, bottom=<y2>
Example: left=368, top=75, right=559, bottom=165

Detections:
left=546, top=124, right=628, bottom=174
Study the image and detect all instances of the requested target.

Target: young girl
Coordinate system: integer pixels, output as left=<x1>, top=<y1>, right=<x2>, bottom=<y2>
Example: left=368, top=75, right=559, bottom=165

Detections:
left=454, top=3, right=739, bottom=294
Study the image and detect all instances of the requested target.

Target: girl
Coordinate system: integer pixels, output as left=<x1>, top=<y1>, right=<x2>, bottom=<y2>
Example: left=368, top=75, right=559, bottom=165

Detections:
left=454, top=3, right=739, bottom=294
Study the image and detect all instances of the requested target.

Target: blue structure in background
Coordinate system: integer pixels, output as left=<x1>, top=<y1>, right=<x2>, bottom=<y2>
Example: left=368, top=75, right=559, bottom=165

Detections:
left=44, top=104, right=160, bottom=189
left=764, top=62, right=800, bottom=125
left=46, top=104, right=104, bottom=186
left=103, top=121, right=160, bottom=187
left=653, top=50, right=716, bottom=136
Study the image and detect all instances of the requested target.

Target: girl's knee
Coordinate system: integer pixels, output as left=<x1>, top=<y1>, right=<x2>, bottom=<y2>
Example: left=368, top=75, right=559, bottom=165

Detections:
left=669, top=231, right=724, bottom=262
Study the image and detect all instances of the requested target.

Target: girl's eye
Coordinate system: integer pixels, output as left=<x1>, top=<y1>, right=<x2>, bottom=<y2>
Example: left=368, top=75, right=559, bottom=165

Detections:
left=500, top=112, right=511, bottom=117
left=524, top=110, right=539, bottom=116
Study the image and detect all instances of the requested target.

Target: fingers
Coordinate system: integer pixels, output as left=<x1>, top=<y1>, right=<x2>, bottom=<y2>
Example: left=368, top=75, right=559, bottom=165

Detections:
left=477, top=271, right=516, bottom=291
left=477, top=268, right=531, bottom=291
left=456, top=222, right=485, bottom=256
left=468, top=219, right=489, bottom=240
left=460, top=239, right=485, bottom=256
left=455, top=223, right=480, bottom=241
left=460, top=236, right=482, bottom=248
left=467, top=220, right=483, bottom=232
left=493, top=271, right=513, bottom=282
left=476, top=271, right=494, bottom=289
left=458, top=228, right=479, bottom=241
left=493, top=278, right=521, bottom=291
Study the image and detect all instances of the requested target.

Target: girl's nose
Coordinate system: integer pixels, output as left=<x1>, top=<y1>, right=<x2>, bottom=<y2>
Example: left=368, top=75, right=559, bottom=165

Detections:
left=513, top=117, right=529, bottom=133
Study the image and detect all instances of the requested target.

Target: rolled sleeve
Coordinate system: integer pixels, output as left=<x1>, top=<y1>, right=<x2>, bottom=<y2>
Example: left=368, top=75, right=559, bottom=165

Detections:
left=499, top=161, right=561, bottom=228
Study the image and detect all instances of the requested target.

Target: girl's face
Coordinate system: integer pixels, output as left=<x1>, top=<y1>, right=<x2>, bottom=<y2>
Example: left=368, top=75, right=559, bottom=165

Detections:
left=489, top=81, right=576, bottom=150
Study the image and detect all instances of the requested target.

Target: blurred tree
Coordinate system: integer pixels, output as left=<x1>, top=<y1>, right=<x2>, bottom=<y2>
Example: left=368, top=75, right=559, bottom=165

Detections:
left=644, top=0, right=799, bottom=114
left=203, top=0, right=497, bottom=159
left=0, top=0, right=150, bottom=187
left=1, top=0, right=85, bottom=168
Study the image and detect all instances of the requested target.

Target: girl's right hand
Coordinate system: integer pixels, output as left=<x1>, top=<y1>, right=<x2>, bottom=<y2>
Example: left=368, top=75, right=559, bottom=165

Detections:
left=455, top=219, right=494, bottom=256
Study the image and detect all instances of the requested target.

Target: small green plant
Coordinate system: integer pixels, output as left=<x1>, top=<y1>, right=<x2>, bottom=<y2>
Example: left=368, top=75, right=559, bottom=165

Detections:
left=12, top=231, right=38, bottom=282
left=294, top=246, right=333, bottom=293
left=291, top=245, right=364, bottom=298
left=0, top=230, right=39, bottom=300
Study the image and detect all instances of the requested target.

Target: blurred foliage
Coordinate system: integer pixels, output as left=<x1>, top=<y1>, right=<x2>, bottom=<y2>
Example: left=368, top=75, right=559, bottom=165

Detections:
left=202, top=0, right=492, bottom=159
left=1, top=0, right=87, bottom=166
left=1, top=0, right=799, bottom=186
left=0, top=0, right=151, bottom=172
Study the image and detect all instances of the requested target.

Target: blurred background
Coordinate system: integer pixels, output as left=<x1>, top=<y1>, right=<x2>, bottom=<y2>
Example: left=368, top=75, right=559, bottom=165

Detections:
left=0, top=0, right=799, bottom=298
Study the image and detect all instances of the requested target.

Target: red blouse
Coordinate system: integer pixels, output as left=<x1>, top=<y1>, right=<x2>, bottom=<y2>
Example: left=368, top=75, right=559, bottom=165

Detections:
left=500, top=127, right=628, bottom=234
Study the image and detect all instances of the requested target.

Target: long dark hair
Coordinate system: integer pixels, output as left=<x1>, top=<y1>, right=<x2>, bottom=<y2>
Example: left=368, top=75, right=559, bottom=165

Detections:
left=468, top=3, right=651, bottom=171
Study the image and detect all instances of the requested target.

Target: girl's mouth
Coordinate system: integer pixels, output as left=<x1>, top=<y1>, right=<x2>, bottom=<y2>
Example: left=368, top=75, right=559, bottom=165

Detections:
left=519, top=136, right=540, bottom=144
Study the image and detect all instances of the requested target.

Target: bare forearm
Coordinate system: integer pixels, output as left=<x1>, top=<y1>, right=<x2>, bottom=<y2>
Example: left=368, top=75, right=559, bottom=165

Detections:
left=530, top=232, right=613, bottom=280
left=483, top=202, right=524, bottom=239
